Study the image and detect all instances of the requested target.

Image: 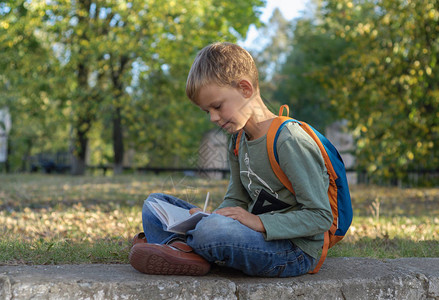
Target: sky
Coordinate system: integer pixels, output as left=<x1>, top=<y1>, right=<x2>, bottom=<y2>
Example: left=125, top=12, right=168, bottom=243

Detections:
left=259, top=0, right=309, bottom=22
left=241, top=0, right=310, bottom=48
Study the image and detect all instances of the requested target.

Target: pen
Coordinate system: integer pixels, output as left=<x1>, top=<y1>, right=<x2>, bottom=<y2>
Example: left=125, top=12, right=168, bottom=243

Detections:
left=203, top=192, right=210, bottom=212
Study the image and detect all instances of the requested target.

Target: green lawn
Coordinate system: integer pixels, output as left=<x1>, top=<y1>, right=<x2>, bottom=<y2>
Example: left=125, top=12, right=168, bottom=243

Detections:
left=1, top=174, right=438, bottom=265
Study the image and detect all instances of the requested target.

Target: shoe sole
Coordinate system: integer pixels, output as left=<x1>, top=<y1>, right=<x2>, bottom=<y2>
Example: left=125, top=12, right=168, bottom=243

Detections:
left=129, top=244, right=210, bottom=276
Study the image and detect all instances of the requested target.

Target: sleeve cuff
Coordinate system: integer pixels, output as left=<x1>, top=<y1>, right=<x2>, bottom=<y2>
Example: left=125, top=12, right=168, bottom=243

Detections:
left=258, top=213, right=278, bottom=241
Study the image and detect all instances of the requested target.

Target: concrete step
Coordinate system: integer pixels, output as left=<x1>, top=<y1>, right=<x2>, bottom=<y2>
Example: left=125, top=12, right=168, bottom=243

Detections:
left=1, top=258, right=438, bottom=299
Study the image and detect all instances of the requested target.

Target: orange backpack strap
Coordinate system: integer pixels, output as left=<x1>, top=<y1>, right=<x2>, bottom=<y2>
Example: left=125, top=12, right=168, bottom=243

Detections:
left=298, top=121, right=339, bottom=274
left=233, top=130, right=243, bottom=156
left=300, top=122, right=340, bottom=237
left=279, top=104, right=289, bottom=116
left=266, top=107, right=295, bottom=195
left=308, top=224, right=338, bottom=274
left=309, top=231, right=330, bottom=274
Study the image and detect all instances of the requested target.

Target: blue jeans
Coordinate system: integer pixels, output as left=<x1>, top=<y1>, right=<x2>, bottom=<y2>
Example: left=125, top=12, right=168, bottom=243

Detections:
left=142, top=193, right=315, bottom=277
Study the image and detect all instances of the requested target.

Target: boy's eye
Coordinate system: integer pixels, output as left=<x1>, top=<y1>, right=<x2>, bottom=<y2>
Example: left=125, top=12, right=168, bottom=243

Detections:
left=202, top=103, right=221, bottom=114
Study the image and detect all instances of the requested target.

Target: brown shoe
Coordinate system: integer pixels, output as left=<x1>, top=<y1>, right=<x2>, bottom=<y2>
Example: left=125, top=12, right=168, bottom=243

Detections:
left=131, top=232, right=147, bottom=247
left=129, top=241, right=210, bottom=276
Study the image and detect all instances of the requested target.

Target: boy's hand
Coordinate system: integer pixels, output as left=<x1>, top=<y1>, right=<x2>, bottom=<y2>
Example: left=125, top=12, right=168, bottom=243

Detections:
left=215, top=207, right=266, bottom=233
left=189, top=207, right=202, bottom=215
left=189, top=207, right=211, bottom=214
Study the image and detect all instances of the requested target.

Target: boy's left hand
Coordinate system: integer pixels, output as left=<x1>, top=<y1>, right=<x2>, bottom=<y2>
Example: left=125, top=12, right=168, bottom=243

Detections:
left=215, top=207, right=265, bottom=233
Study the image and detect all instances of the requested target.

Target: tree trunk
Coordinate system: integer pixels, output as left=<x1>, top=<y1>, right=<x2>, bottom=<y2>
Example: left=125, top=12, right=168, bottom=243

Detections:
left=113, top=106, right=124, bottom=175
left=110, top=56, right=128, bottom=175
left=70, top=124, right=88, bottom=175
left=71, top=155, right=86, bottom=175
left=5, top=137, right=11, bottom=173
left=70, top=1, right=92, bottom=176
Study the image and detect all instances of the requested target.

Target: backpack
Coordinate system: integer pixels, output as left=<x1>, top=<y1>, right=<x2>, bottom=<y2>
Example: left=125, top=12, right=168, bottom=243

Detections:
left=233, top=104, right=353, bottom=274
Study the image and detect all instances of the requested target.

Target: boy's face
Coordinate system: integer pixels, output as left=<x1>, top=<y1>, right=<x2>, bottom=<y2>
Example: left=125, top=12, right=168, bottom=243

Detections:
left=195, top=83, right=252, bottom=134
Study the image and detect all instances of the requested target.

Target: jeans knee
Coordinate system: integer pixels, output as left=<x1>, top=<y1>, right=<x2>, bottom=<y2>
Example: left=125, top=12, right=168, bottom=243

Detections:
left=145, top=193, right=164, bottom=202
left=143, top=193, right=158, bottom=208
left=188, top=214, right=242, bottom=248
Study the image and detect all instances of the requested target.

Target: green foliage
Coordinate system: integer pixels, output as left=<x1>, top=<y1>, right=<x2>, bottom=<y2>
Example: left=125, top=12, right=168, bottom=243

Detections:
left=0, top=1, right=68, bottom=171
left=272, top=0, right=439, bottom=182
left=250, top=9, right=292, bottom=90
left=321, top=0, right=439, bottom=180
left=128, top=69, right=213, bottom=167
left=273, top=18, right=350, bottom=131
left=0, top=0, right=265, bottom=172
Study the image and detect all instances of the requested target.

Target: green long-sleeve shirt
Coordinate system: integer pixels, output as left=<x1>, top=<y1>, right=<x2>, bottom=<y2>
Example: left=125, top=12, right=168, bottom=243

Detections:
left=217, top=121, right=333, bottom=258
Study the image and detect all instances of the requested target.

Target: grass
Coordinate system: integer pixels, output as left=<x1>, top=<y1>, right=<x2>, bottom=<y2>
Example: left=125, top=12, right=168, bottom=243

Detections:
left=0, top=173, right=438, bottom=265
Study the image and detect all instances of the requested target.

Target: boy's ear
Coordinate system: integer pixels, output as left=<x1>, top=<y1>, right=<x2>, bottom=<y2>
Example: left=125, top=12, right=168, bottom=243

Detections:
left=237, top=79, right=254, bottom=98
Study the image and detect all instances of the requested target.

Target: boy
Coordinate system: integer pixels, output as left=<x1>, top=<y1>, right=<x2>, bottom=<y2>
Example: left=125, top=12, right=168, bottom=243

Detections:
left=129, top=42, right=333, bottom=277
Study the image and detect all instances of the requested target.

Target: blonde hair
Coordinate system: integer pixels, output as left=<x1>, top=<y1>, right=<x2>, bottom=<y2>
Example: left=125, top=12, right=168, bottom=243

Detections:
left=186, top=42, right=259, bottom=101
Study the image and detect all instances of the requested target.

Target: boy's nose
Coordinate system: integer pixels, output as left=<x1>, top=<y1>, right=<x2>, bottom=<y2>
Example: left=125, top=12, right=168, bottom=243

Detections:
left=210, top=111, right=220, bottom=123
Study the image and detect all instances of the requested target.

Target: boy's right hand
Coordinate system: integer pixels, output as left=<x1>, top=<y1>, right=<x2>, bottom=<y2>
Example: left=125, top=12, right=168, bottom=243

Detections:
left=215, top=207, right=266, bottom=233
left=189, top=207, right=202, bottom=215
left=189, top=207, right=211, bottom=214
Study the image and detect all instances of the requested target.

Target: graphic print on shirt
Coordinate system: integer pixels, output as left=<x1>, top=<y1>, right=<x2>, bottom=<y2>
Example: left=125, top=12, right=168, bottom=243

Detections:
left=241, top=152, right=279, bottom=198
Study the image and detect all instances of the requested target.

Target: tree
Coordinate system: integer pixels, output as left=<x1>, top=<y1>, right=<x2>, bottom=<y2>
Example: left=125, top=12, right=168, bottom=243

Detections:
left=250, top=8, right=293, bottom=101
left=0, top=1, right=68, bottom=171
left=272, top=16, right=349, bottom=131
left=250, top=4, right=347, bottom=132
left=1, top=0, right=265, bottom=174
left=319, top=0, right=439, bottom=181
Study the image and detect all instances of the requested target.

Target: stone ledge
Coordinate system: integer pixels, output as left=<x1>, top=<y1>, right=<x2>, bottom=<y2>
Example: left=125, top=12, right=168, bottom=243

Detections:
left=1, top=258, right=438, bottom=300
